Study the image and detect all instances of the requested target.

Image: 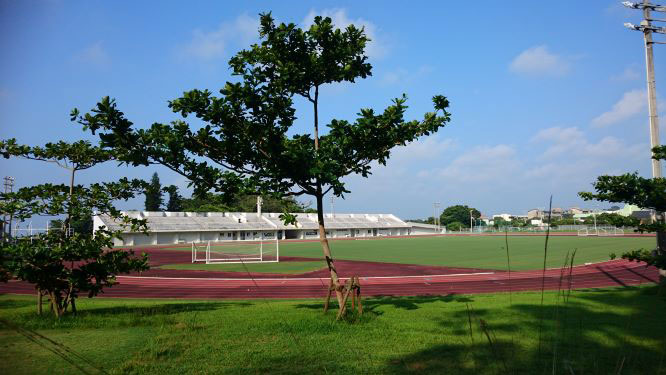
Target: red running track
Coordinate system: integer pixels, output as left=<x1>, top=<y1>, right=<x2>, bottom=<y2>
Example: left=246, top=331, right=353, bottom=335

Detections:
left=0, top=259, right=658, bottom=299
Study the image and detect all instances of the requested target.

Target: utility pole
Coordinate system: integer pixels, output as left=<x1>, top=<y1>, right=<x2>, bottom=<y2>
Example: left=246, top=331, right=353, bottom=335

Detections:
left=623, top=1, right=666, bottom=177
left=433, top=202, right=440, bottom=232
left=469, top=209, right=473, bottom=233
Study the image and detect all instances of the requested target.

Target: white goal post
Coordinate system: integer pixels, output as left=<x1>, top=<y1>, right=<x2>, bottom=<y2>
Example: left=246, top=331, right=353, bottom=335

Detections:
left=577, top=226, right=624, bottom=237
left=191, top=236, right=279, bottom=264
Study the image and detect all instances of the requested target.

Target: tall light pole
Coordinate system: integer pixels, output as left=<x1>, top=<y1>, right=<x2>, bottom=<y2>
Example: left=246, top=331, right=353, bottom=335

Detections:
left=623, top=1, right=666, bottom=177
left=433, top=202, right=441, bottom=232
left=469, top=209, right=473, bottom=233
left=3, top=176, right=15, bottom=240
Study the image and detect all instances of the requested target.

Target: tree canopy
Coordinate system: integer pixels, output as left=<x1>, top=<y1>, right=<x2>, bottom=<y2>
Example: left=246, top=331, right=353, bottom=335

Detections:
left=144, top=172, right=163, bottom=211
left=440, top=205, right=480, bottom=227
left=164, top=185, right=184, bottom=212
left=579, top=146, right=666, bottom=275
left=73, top=13, right=450, bottom=211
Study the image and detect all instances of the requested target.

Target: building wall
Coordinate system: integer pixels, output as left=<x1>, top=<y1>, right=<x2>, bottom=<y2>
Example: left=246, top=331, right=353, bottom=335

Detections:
left=113, top=227, right=420, bottom=246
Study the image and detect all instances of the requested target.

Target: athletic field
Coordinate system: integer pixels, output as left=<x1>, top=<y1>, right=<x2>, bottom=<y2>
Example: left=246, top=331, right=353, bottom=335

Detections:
left=158, top=235, right=656, bottom=272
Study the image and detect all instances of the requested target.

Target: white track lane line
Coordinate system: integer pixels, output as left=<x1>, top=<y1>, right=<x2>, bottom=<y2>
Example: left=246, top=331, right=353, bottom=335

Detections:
left=117, top=271, right=495, bottom=282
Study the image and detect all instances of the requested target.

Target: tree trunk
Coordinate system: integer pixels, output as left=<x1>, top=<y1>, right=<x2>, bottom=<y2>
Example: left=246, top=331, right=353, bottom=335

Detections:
left=49, top=292, right=63, bottom=318
left=316, top=186, right=343, bottom=307
left=37, top=289, right=42, bottom=315
left=70, top=295, right=77, bottom=315
left=311, top=85, right=343, bottom=307
left=66, top=168, right=75, bottom=237
left=657, top=229, right=666, bottom=291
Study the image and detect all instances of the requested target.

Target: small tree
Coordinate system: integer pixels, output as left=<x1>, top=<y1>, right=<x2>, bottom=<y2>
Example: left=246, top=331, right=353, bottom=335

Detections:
left=493, top=217, right=509, bottom=229
left=579, top=145, right=666, bottom=288
left=145, top=172, right=163, bottom=211
left=440, top=205, right=480, bottom=227
left=74, top=13, right=451, bottom=311
left=0, top=180, right=149, bottom=317
left=0, top=139, right=113, bottom=234
left=446, top=221, right=464, bottom=232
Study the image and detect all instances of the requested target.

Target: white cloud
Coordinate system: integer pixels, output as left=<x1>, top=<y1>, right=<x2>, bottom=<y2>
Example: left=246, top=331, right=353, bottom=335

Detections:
left=611, top=66, right=641, bottom=82
left=591, top=89, right=646, bottom=127
left=429, top=144, right=521, bottom=183
left=302, top=9, right=388, bottom=59
left=390, top=136, right=455, bottom=164
left=380, top=65, right=433, bottom=86
left=182, top=14, right=259, bottom=60
left=509, top=45, right=571, bottom=76
left=532, top=126, right=645, bottom=160
left=74, top=41, right=110, bottom=67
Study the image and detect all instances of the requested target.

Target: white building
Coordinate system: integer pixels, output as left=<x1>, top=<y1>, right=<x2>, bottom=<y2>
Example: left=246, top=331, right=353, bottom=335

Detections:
left=492, top=213, right=512, bottom=222
left=404, top=222, right=446, bottom=235
left=94, top=211, right=413, bottom=246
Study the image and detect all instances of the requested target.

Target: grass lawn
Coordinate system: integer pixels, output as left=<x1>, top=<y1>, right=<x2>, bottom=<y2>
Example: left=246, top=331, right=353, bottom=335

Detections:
left=158, top=261, right=324, bottom=274
left=157, top=235, right=656, bottom=271
left=1, top=286, right=665, bottom=374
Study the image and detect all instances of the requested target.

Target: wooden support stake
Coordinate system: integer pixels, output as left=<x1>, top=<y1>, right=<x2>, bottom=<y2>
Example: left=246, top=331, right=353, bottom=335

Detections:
left=355, top=276, right=363, bottom=315
left=336, top=279, right=353, bottom=320
left=323, top=278, right=333, bottom=313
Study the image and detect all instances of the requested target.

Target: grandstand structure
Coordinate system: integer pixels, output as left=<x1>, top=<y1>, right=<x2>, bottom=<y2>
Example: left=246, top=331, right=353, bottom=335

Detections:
left=94, top=211, right=412, bottom=246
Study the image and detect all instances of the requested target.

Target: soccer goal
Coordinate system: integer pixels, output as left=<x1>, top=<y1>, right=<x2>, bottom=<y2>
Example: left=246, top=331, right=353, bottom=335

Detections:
left=598, top=226, right=624, bottom=236
left=577, top=227, right=590, bottom=236
left=577, top=226, right=624, bottom=237
left=191, top=236, right=279, bottom=264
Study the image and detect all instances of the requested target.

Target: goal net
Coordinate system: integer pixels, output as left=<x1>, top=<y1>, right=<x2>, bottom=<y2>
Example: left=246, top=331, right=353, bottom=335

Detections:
left=191, top=237, right=279, bottom=264
left=577, top=226, right=624, bottom=237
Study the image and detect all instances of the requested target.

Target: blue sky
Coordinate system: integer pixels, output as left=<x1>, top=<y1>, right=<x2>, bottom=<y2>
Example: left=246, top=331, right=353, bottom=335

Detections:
left=1, top=0, right=664, bottom=220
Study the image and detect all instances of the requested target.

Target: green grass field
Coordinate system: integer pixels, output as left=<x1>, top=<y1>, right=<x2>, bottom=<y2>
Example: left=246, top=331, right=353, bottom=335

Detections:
left=2, top=286, right=665, bottom=374
left=159, top=235, right=656, bottom=271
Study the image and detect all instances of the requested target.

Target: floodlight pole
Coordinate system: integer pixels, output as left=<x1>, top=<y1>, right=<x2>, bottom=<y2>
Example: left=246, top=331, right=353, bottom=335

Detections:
left=2, top=176, right=15, bottom=240
left=469, top=209, right=473, bottom=233
left=433, top=202, right=441, bottom=232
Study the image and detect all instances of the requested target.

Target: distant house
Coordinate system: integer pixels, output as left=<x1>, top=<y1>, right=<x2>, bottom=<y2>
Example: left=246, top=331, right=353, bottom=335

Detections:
left=527, top=209, right=541, bottom=219
left=568, top=207, right=585, bottom=215
left=492, top=213, right=512, bottom=222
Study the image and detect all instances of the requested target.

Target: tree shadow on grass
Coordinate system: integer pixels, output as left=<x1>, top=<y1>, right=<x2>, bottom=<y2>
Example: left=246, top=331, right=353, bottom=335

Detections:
left=295, top=294, right=476, bottom=324
left=80, top=301, right=253, bottom=317
left=0, top=298, right=35, bottom=310
left=385, top=286, right=666, bottom=374
left=295, top=294, right=474, bottom=312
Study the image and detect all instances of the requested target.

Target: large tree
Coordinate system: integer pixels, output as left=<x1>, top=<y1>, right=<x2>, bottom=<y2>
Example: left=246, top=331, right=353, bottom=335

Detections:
left=144, top=172, right=163, bottom=211
left=440, top=205, right=480, bottom=227
left=164, top=185, right=184, bottom=212
left=579, top=145, right=666, bottom=288
left=73, top=13, right=451, bottom=310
